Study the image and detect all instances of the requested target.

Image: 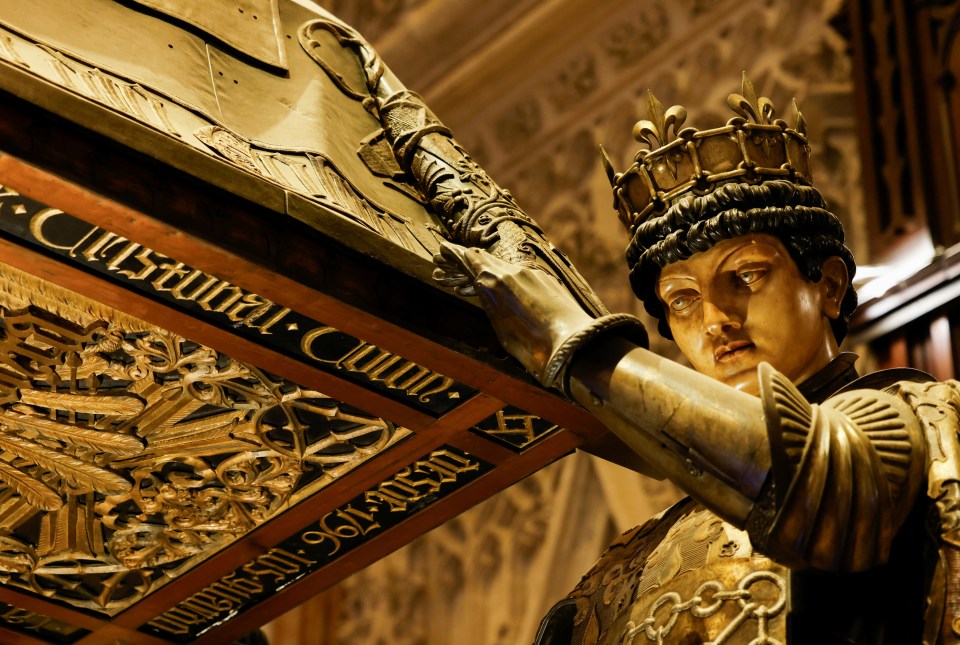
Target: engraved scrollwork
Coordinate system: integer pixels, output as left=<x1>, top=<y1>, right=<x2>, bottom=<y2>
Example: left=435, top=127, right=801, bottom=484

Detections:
left=0, top=273, right=406, bottom=614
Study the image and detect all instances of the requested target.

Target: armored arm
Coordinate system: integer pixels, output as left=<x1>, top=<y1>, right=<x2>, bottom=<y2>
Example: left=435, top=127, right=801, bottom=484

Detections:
left=568, top=338, right=926, bottom=571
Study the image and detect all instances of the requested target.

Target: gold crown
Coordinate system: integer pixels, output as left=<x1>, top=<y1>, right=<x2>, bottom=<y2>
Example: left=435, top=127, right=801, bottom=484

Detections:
left=604, top=75, right=812, bottom=234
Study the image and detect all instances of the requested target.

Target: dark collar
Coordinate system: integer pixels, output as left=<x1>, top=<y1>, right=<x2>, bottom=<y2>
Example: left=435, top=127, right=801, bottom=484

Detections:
left=796, top=352, right=860, bottom=404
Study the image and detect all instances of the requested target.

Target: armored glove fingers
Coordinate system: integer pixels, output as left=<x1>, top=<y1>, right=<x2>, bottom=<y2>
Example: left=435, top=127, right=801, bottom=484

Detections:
left=433, top=242, right=647, bottom=392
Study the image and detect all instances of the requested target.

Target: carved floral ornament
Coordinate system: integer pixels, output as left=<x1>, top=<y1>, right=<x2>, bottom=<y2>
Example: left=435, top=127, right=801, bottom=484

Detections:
left=0, top=266, right=407, bottom=614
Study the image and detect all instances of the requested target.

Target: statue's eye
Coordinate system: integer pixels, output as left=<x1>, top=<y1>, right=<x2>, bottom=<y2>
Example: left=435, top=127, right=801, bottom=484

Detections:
left=737, top=269, right=766, bottom=285
left=669, top=293, right=699, bottom=312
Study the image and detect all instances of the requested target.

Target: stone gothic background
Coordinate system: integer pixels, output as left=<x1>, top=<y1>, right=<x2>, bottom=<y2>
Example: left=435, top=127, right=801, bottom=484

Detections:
left=264, top=0, right=864, bottom=642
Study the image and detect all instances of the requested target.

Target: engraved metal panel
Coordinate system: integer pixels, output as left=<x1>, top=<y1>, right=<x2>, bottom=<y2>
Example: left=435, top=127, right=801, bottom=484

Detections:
left=0, top=187, right=474, bottom=415
left=0, top=8, right=445, bottom=260
left=0, top=261, right=411, bottom=616
left=472, top=404, right=561, bottom=450
left=142, top=446, right=491, bottom=641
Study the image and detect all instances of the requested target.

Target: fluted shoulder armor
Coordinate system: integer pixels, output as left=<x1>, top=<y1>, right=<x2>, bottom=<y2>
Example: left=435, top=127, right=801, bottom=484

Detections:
left=749, top=363, right=926, bottom=571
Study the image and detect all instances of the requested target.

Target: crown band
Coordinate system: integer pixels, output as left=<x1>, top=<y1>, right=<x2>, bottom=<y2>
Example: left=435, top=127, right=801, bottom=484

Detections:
left=607, top=76, right=812, bottom=234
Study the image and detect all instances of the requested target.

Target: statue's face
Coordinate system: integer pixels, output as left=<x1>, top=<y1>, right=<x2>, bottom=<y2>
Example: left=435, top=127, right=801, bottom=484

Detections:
left=656, top=233, right=844, bottom=394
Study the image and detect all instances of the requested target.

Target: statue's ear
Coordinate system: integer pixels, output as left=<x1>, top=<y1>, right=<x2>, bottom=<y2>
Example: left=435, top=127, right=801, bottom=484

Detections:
left=819, top=256, right=849, bottom=320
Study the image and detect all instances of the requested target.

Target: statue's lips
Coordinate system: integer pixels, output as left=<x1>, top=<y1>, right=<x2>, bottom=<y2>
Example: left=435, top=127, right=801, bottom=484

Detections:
left=715, top=341, right=754, bottom=362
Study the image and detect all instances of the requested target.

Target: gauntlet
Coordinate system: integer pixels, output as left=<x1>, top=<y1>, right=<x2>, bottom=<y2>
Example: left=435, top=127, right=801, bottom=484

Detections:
left=433, top=242, right=647, bottom=391
left=437, top=242, right=925, bottom=571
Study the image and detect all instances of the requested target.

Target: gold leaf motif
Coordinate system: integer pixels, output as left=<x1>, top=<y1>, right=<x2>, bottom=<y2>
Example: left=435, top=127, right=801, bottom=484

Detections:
left=2, top=411, right=144, bottom=456
left=0, top=433, right=131, bottom=495
left=0, top=459, right=62, bottom=511
left=17, top=390, right=144, bottom=416
left=0, top=261, right=407, bottom=614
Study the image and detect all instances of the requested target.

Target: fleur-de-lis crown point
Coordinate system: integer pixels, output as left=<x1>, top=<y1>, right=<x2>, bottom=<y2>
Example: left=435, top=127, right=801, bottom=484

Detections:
left=607, top=74, right=814, bottom=232
left=793, top=99, right=807, bottom=136
left=632, top=90, right=687, bottom=150
left=727, top=72, right=775, bottom=125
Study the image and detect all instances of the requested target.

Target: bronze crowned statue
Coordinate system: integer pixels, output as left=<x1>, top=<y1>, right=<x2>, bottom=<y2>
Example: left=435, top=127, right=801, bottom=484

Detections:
left=434, top=78, right=960, bottom=644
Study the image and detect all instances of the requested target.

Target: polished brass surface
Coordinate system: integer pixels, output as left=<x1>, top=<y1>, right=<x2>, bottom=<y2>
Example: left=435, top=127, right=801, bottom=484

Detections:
left=897, top=380, right=960, bottom=642
left=125, top=0, right=288, bottom=69
left=0, top=0, right=444, bottom=267
left=298, top=16, right=609, bottom=318
left=434, top=241, right=926, bottom=558
left=1, top=0, right=953, bottom=641
left=559, top=499, right=788, bottom=645
left=0, top=3, right=603, bottom=636
left=0, top=262, right=408, bottom=615
left=434, top=243, right=645, bottom=390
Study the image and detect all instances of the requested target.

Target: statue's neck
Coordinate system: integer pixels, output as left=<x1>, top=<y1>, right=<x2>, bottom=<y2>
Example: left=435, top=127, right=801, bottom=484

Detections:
left=796, top=352, right=860, bottom=404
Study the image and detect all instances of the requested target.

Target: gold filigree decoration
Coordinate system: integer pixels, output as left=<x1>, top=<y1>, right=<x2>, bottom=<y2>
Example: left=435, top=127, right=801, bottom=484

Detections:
left=0, top=264, right=408, bottom=614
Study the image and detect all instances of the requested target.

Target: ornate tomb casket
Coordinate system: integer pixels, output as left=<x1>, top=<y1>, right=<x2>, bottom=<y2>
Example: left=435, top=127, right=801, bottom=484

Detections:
left=0, top=1, right=634, bottom=642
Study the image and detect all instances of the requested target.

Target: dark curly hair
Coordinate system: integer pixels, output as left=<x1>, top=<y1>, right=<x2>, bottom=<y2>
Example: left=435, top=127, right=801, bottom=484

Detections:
left=626, top=180, right=858, bottom=343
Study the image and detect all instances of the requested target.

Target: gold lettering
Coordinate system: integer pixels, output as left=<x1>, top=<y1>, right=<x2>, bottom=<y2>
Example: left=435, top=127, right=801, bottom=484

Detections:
left=113, top=246, right=165, bottom=280
left=251, top=306, right=291, bottom=335
left=80, top=231, right=128, bottom=263
left=196, top=281, right=244, bottom=313
left=206, top=579, right=253, bottom=604
left=300, top=505, right=381, bottom=554
left=224, top=293, right=272, bottom=323
left=415, top=459, right=460, bottom=482
left=300, top=526, right=342, bottom=555
left=169, top=270, right=217, bottom=301
left=377, top=469, right=420, bottom=498
left=340, top=506, right=381, bottom=535
left=0, top=607, right=40, bottom=626
left=148, top=570, right=268, bottom=635
left=152, top=261, right=191, bottom=291
left=241, top=548, right=316, bottom=582
left=103, top=240, right=141, bottom=272
left=301, top=326, right=363, bottom=363
left=417, top=450, right=480, bottom=483
left=364, top=489, right=410, bottom=512
left=301, top=328, right=453, bottom=401
left=147, top=606, right=205, bottom=635
left=178, top=596, right=225, bottom=620
left=342, top=346, right=402, bottom=378
left=29, top=208, right=99, bottom=257
left=379, top=361, right=424, bottom=390
left=393, top=470, right=442, bottom=496
left=220, top=572, right=264, bottom=596
left=407, top=374, right=454, bottom=403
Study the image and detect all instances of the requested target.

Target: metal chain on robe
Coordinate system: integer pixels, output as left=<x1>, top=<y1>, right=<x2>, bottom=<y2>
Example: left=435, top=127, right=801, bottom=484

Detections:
left=621, top=571, right=787, bottom=645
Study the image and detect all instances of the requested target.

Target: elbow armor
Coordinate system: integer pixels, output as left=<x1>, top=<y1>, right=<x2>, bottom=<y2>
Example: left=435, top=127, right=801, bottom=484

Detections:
left=748, top=363, right=925, bottom=571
